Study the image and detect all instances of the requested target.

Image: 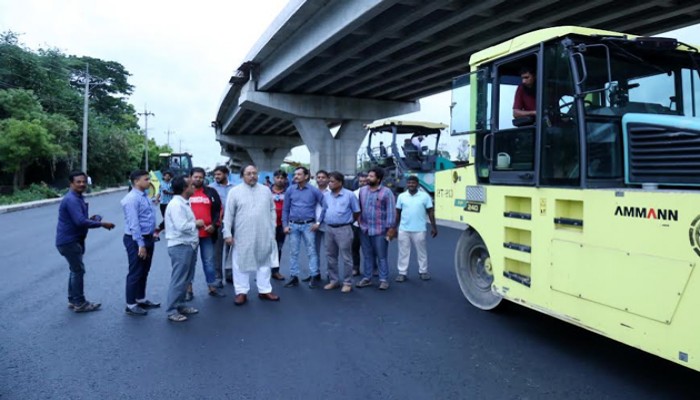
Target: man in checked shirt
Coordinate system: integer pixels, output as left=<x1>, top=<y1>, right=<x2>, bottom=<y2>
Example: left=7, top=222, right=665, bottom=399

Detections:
left=356, top=167, right=396, bottom=290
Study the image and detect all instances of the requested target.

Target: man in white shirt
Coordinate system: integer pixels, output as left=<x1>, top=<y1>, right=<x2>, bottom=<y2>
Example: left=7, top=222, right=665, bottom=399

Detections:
left=395, top=175, right=437, bottom=282
left=164, top=176, right=205, bottom=322
left=411, top=135, right=424, bottom=151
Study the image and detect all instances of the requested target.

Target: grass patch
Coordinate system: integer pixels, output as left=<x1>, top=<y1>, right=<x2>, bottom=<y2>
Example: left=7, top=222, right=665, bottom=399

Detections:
left=0, top=183, right=65, bottom=205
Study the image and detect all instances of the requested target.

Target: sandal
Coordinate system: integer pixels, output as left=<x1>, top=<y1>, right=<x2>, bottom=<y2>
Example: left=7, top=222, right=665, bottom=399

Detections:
left=167, top=313, right=188, bottom=322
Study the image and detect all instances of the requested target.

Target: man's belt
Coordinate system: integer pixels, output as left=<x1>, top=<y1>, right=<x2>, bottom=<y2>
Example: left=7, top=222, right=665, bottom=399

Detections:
left=327, top=222, right=352, bottom=228
left=290, top=219, right=315, bottom=224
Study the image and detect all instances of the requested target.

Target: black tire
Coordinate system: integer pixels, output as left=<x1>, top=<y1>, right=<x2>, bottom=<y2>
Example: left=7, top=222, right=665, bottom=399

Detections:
left=454, top=229, right=502, bottom=310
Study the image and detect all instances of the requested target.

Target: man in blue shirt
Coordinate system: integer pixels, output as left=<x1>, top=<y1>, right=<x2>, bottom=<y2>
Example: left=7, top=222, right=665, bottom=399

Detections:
left=154, top=171, right=173, bottom=238
left=56, top=171, right=115, bottom=312
left=121, top=170, right=159, bottom=316
left=322, top=172, right=360, bottom=293
left=282, top=166, right=325, bottom=288
left=395, top=175, right=437, bottom=282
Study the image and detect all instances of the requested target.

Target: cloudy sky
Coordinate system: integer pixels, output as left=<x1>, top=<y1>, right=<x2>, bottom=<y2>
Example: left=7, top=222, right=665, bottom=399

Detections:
left=0, top=0, right=290, bottom=168
left=0, top=1, right=698, bottom=168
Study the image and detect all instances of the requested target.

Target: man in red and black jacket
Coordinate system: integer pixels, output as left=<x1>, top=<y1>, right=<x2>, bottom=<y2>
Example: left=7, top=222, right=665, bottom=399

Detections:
left=186, top=167, right=225, bottom=299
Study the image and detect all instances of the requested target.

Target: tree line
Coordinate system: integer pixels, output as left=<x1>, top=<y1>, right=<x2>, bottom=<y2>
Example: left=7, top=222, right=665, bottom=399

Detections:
left=0, top=31, right=170, bottom=192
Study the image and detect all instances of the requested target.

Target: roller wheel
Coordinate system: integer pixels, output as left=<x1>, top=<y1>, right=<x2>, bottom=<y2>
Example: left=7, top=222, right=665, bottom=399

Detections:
left=454, top=229, right=501, bottom=310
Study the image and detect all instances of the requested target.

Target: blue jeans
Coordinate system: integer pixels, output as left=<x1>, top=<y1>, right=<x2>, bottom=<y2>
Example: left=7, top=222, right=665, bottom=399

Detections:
left=198, top=237, right=216, bottom=286
left=288, top=223, right=319, bottom=277
left=123, top=234, right=155, bottom=304
left=57, top=241, right=86, bottom=305
left=360, top=232, right=389, bottom=281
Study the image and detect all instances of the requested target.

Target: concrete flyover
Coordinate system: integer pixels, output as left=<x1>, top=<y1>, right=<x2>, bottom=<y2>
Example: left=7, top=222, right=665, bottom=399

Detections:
left=213, top=0, right=700, bottom=174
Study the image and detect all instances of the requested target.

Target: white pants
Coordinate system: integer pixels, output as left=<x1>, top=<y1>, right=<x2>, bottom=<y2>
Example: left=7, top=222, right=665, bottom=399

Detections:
left=397, top=230, right=428, bottom=275
left=231, top=247, right=272, bottom=295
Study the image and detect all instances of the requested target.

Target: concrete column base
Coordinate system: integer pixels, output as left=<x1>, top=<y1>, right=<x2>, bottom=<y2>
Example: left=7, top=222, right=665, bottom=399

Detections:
left=294, top=118, right=367, bottom=174
left=246, top=148, right=288, bottom=172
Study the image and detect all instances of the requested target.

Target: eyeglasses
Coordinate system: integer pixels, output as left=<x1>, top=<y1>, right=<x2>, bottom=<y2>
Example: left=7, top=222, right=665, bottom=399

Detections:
left=244, top=172, right=258, bottom=176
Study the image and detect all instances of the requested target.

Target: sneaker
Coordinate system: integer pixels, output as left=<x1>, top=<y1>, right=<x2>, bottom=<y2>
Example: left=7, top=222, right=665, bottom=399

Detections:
left=395, top=274, right=407, bottom=283
left=356, top=278, right=372, bottom=288
left=73, top=301, right=101, bottom=313
left=341, top=284, right=352, bottom=293
left=378, top=281, right=389, bottom=290
left=125, top=305, right=148, bottom=316
left=167, top=313, right=187, bottom=322
left=324, top=281, right=339, bottom=290
left=213, top=281, right=224, bottom=289
left=184, top=292, right=194, bottom=302
left=136, top=299, right=161, bottom=309
left=419, top=272, right=431, bottom=281
left=178, top=306, right=199, bottom=315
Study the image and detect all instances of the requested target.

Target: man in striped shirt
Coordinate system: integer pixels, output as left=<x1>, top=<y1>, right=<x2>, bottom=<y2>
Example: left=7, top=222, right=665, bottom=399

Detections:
left=356, top=167, right=396, bottom=290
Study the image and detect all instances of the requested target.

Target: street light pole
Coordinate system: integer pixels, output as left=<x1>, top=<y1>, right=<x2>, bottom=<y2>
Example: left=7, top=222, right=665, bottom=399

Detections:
left=81, top=65, right=90, bottom=173
left=137, top=106, right=155, bottom=170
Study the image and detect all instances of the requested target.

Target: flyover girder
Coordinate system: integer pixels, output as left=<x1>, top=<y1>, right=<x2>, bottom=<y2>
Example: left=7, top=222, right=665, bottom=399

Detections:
left=280, top=0, right=457, bottom=92
left=344, top=0, right=613, bottom=98
left=305, top=0, right=509, bottom=95
left=256, top=0, right=403, bottom=91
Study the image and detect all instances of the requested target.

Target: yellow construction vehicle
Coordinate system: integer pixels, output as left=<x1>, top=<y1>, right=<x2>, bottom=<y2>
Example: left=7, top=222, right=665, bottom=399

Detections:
left=436, top=26, right=700, bottom=372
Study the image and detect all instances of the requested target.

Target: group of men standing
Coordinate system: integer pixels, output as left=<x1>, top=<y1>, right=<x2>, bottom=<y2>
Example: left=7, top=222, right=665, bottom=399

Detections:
left=55, top=163, right=438, bottom=322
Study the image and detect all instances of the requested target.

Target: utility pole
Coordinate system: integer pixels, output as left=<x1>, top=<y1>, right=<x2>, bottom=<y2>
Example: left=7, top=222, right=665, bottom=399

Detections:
left=80, top=65, right=104, bottom=174
left=179, top=138, right=183, bottom=153
left=81, top=65, right=89, bottom=174
left=165, top=129, right=174, bottom=148
left=137, top=106, right=155, bottom=170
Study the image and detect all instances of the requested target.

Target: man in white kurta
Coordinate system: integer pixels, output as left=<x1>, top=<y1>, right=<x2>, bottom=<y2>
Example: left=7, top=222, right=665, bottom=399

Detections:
left=223, top=165, right=280, bottom=305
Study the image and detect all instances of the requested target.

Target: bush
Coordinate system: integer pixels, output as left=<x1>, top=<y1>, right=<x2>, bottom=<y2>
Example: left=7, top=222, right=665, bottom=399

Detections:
left=0, top=182, right=63, bottom=205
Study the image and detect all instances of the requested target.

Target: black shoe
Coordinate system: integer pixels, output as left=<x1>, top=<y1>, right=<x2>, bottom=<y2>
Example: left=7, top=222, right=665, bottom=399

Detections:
left=308, top=274, right=321, bottom=289
left=136, top=299, right=161, bottom=309
left=271, top=272, right=285, bottom=281
left=284, top=276, right=299, bottom=288
left=301, top=275, right=312, bottom=282
left=208, top=289, right=226, bottom=298
left=125, top=306, right=148, bottom=316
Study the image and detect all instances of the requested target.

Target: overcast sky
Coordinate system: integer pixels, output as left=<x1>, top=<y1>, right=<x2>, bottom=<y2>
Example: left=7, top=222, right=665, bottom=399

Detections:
left=0, top=1, right=698, bottom=168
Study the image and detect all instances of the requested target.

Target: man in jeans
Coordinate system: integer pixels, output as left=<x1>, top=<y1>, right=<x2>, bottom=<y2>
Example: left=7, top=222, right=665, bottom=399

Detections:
left=395, top=175, right=438, bottom=282
left=164, top=176, right=204, bottom=322
left=210, top=165, right=234, bottom=286
left=322, top=172, right=360, bottom=293
left=187, top=167, right=224, bottom=298
left=282, top=166, right=324, bottom=288
left=356, top=167, right=396, bottom=290
left=270, top=169, right=288, bottom=281
left=56, top=171, right=115, bottom=312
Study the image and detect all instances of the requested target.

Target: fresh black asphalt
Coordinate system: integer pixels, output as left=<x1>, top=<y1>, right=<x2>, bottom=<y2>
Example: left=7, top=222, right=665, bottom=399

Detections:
left=1, top=192, right=695, bottom=399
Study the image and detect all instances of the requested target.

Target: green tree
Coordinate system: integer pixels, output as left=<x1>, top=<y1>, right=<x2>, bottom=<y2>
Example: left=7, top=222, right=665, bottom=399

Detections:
left=0, top=88, right=69, bottom=188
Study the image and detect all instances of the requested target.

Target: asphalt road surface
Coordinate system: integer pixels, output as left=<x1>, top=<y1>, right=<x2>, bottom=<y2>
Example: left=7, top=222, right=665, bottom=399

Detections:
left=1, top=191, right=696, bottom=399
